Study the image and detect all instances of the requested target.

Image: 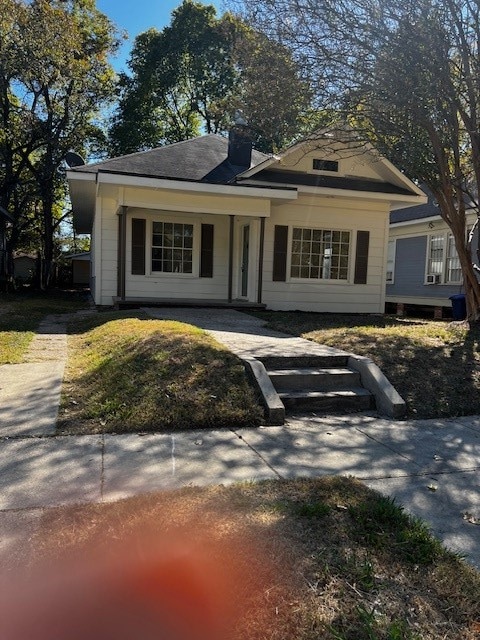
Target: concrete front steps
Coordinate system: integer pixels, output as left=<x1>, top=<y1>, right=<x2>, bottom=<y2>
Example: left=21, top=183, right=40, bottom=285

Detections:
left=261, top=355, right=374, bottom=414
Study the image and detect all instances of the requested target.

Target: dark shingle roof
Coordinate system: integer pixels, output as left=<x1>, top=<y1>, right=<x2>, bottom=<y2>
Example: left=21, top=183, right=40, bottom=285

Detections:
left=71, top=134, right=269, bottom=184
left=390, top=185, right=439, bottom=223
left=240, top=169, right=414, bottom=196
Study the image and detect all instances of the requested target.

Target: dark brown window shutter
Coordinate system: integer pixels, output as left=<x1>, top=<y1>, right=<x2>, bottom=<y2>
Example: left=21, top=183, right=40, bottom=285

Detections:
left=273, top=225, right=288, bottom=281
left=354, top=230, right=370, bottom=284
left=200, top=224, right=214, bottom=278
left=131, top=218, right=146, bottom=275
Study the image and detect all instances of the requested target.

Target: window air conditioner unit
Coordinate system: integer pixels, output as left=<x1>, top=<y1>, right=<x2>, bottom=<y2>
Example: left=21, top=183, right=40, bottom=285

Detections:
left=426, top=273, right=441, bottom=284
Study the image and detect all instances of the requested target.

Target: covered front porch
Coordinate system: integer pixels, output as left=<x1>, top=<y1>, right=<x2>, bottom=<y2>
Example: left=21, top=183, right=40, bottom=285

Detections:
left=116, top=205, right=271, bottom=307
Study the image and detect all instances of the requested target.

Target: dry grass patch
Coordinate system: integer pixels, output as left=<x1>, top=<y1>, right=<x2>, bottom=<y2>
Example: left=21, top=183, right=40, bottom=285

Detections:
left=250, top=312, right=480, bottom=419
left=8, top=477, right=480, bottom=639
left=0, top=290, right=88, bottom=364
left=59, top=311, right=263, bottom=433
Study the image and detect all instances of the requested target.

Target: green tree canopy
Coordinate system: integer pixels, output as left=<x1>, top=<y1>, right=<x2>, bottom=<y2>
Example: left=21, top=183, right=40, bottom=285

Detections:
left=0, top=0, right=119, bottom=286
left=109, top=0, right=312, bottom=155
left=235, top=0, right=480, bottom=320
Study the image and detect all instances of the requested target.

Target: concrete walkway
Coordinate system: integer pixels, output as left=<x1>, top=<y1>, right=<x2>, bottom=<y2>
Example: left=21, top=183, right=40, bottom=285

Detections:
left=0, top=309, right=479, bottom=570
left=144, top=307, right=352, bottom=360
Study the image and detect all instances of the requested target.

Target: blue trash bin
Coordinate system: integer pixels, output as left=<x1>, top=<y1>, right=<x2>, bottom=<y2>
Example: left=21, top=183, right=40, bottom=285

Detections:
left=449, top=294, right=466, bottom=320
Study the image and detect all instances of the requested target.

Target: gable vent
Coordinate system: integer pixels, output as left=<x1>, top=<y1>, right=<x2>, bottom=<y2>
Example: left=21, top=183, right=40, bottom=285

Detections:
left=313, top=159, right=338, bottom=172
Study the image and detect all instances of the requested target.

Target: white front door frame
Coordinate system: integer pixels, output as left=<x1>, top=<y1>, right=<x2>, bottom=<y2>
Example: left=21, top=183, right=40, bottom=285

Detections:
left=233, top=217, right=260, bottom=301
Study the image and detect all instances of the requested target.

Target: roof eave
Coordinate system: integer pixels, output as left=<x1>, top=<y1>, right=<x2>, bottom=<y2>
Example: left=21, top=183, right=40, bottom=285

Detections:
left=67, top=171, right=96, bottom=234
left=95, top=171, right=298, bottom=199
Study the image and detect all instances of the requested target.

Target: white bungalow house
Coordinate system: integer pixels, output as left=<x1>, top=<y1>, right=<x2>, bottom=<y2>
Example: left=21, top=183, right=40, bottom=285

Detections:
left=67, top=127, right=426, bottom=311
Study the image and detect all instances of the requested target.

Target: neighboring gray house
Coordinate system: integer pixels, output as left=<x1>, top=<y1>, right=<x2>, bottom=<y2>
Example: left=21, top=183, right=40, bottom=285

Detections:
left=386, top=187, right=479, bottom=316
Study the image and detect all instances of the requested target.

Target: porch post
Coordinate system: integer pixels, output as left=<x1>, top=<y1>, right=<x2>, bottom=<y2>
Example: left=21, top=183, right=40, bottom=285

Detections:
left=257, top=217, right=265, bottom=304
left=117, top=205, right=127, bottom=300
left=228, top=214, right=234, bottom=303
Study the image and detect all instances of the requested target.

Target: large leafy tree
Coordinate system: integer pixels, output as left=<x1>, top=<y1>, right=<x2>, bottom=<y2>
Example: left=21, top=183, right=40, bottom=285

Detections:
left=0, top=0, right=119, bottom=287
left=109, top=0, right=312, bottom=155
left=236, top=0, right=480, bottom=321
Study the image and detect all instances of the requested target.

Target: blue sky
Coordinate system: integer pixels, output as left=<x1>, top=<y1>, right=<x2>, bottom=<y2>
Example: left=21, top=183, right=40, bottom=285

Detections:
left=96, top=0, right=222, bottom=72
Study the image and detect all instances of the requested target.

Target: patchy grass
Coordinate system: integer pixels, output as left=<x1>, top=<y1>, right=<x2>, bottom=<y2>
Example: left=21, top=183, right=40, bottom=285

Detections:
left=250, top=312, right=480, bottom=419
left=59, top=311, right=263, bottom=433
left=10, top=477, right=480, bottom=639
left=0, top=290, right=88, bottom=364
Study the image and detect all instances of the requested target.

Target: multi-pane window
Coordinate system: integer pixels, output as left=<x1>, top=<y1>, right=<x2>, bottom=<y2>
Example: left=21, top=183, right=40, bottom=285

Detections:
left=290, top=228, right=350, bottom=280
left=151, top=222, right=193, bottom=273
left=426, top=233, right=462, bottom=283
left=446, top=235, right=461, bottom=283
left=427, top=235, right=444, bottom=276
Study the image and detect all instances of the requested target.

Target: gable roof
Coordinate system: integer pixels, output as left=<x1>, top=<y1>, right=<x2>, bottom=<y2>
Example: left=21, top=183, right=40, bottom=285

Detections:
left=71, top=134, right=269, bottom=184
left=68, top=129, right=427, bottom=233
left=237, top=126, right=426, bottom=201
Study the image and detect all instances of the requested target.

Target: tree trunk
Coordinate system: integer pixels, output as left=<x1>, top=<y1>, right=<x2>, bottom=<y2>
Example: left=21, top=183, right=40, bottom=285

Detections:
left=41, top=192, right=55, bottom=290
left=455, top=236, right=480, bottom=322
left=435, top=188, right=480, bottom=323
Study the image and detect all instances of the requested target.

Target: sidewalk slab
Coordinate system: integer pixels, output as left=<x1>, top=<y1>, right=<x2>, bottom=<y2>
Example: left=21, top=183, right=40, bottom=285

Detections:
left=236, top=417, right=420, bottom=481
left=102, top=430, right=276, bottom=502
left=356, top=418, right=480, bottom=474
left=366, top=472, right=480, bottom=569
left=0, top=436, right=102, bottom=510
left=0, top=362, right=65, bottom=437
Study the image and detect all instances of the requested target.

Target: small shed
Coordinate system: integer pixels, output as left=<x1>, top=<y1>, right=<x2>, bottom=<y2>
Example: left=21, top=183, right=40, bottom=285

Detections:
left=69, top=252, right=91, bottom=285
left=13, top=253, right=36, bottom=283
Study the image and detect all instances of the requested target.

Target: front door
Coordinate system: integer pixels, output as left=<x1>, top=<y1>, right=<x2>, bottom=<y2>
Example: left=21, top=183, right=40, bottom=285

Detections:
left=240, top=224, right=250, bottom=298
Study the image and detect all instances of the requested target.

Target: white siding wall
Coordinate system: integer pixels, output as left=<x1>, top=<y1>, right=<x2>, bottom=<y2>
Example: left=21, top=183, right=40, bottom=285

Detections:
left=263, top=195, right=389, bottom=313
left=93, top=184, right=271, bottom=305
left=93, top=184, right=390, bottom=312
left=125, top=209, right=230, bottom=300
left=94, top=196, right=118, bottom=306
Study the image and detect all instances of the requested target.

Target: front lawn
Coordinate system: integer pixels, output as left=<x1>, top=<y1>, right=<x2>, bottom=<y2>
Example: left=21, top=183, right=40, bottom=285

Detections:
left=0, top=290, right=88, bottom=364
left=251, top=312, right=480, bottom=419
left=12, top=477, right=480, bottom=639
left=58, top=311, right=263, bottom=433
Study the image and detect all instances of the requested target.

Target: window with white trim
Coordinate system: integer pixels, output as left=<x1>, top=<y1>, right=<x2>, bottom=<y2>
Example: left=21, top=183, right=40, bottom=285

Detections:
left=427, top=235, right=444, bottom=277
left=386, top=240, right=395, bottom=283
left=290, top=227, right=350, bottom=280
left=446, top=234, right=461, bottom=283
left=151, top=221, right=193, bottom=273
left=426, top=233, right=462, bottom=284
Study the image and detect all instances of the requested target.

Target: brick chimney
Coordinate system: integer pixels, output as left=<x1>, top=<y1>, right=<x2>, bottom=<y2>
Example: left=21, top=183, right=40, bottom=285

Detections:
left=227, top=111, right=253, bottom=168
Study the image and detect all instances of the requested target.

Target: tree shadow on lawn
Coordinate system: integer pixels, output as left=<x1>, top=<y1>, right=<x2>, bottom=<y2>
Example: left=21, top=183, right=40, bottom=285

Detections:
left=254, top=311, right=480, bottom=418
left=60, top=311, right=264, bottom=433
left=251, top=310, right=430, bottom=332
left=364, top=333, right=480, bottom=418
